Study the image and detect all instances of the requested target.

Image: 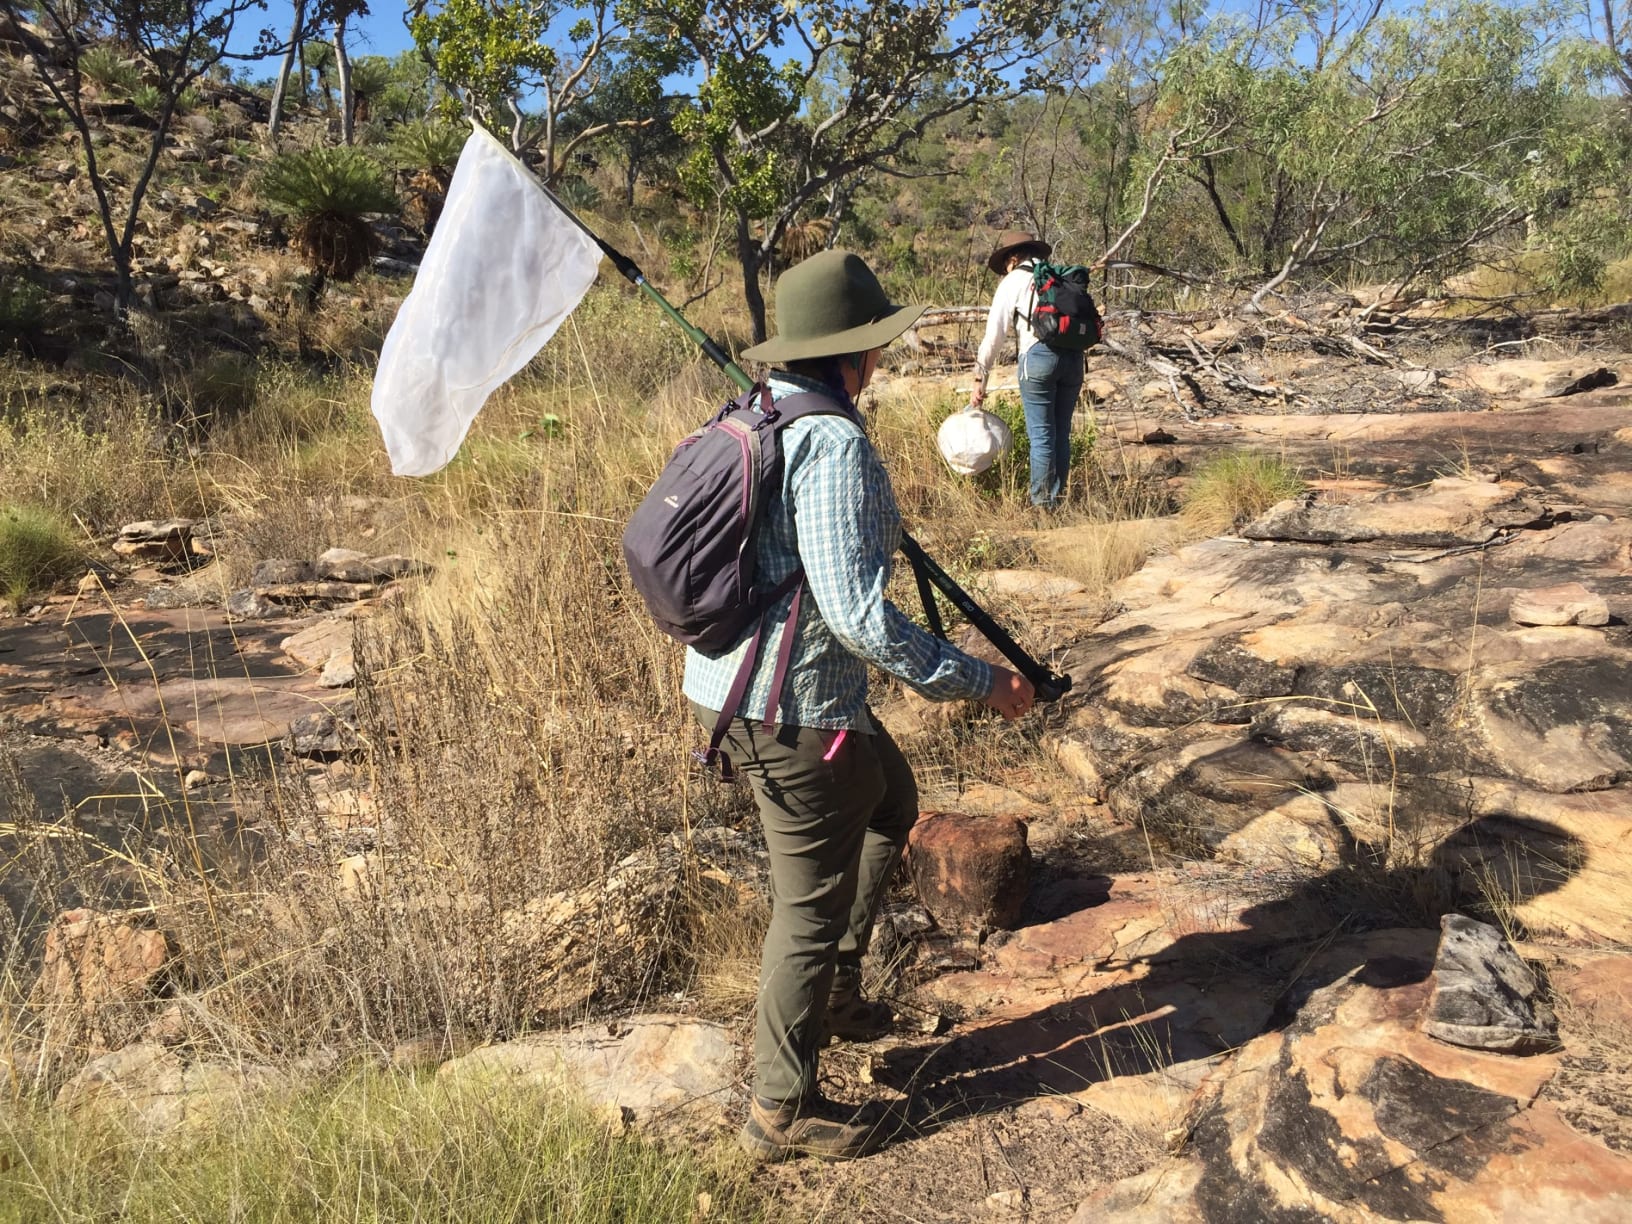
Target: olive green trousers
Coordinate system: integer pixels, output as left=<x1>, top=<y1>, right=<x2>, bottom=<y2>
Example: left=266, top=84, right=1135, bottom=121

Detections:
left=693, top=703, right=918, bottom=1103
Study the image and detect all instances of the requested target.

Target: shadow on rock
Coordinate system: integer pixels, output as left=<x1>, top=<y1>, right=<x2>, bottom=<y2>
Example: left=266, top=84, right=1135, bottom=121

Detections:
left=877, top=814, right=1584, bottom=1140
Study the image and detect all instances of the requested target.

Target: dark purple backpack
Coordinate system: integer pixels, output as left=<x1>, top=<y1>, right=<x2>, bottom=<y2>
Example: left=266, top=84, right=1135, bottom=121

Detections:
left=622, top=384, right=846, bottom=767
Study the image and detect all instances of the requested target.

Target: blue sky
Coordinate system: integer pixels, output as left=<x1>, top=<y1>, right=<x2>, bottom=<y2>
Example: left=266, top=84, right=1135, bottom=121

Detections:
left=240, top=1, right=420, bottom=64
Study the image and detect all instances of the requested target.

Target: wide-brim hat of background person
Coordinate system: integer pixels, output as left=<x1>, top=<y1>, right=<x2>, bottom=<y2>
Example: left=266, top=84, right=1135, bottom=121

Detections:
left=741, top=249, right=925, bottom=363
left=986, top=229, right=1052, bottom=274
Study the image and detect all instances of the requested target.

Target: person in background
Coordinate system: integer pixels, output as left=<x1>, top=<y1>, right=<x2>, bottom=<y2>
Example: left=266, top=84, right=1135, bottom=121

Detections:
left=969, top=229, right=1085, bottom=510
left=687, top=249, right=1036, bottom=1162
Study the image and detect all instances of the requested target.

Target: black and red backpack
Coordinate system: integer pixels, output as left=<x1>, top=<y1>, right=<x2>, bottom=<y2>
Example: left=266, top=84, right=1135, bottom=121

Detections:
left=1023, top=260, right=1103, bottom=352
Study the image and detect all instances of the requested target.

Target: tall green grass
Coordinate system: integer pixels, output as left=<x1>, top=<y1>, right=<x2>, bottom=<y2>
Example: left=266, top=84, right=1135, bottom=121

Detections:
left=0, top=503, right=84, bottom=606
left=0, top=1070, right=761, bottom=1223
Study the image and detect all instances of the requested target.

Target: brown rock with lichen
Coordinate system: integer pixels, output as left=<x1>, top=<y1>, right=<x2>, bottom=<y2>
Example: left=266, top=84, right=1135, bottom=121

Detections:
left=907, top=811, right=1032, bottom=932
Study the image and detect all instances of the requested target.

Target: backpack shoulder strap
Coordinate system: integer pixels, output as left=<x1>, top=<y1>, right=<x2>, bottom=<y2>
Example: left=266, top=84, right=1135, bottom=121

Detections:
left=1019, top=261, right=1045, bottom=329
left=702, top=384, right=852, bottom=776
left=763, top=388, right=857, bottom=431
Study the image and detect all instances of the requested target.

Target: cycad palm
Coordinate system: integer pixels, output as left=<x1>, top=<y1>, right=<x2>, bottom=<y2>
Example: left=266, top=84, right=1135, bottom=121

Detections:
left=259, top=147, right=398, bottom=280
left=390, top=122, right=464, bottom=235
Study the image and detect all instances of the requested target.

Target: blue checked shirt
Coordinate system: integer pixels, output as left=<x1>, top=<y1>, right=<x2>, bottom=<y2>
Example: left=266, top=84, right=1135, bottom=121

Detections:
left=682, top=373, right=995, bottom=730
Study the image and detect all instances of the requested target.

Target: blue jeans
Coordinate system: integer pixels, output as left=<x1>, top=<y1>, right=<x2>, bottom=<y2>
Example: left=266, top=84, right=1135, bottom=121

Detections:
left=1017, top=344, right=1085, bottom=507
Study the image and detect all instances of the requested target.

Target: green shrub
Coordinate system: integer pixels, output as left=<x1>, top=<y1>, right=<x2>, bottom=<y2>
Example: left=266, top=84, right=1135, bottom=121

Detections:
left=555, top=175, right=602, bottom=213
left=1182, top=450, right=1305, bottom=535
left=0, top=503, right=85, bottom=605
left=388, top=119, right=465, bottom=175
left=130, top=83, right=165, bottom=116
left=259, top=147, right=398, bottom=280
left=78, top=45, right=138, bottom=93
left=0, top=276, right=47, bottom=339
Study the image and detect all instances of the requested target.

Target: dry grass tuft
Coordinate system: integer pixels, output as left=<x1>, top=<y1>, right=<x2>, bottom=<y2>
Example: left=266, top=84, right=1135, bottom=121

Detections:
left=1033, top=518, right=1180, bottom=593
left=1181, top=451, right=1305, bottom=537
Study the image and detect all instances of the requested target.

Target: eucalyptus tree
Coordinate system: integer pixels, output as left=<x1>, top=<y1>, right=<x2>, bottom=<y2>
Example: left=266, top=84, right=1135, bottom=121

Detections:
left=636, top=0, right=1101, bottom=341
left=408, top=0, right=668, bottom=185
left=1109, top=0, right=1629, bottom=303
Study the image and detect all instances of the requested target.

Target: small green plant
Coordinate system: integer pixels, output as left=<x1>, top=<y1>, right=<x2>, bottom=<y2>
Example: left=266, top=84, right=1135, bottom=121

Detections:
left=0, top=503, right=85, bottom=606
left=259, top=147, right=398, bottom=280
left=388, top=119, right=465, bottom=175
left=663, top=224, right=702, bottom=282
left=1181, top=450, right=1305, bottom=535
left=130, top=83, right=165, bottom=116
left=0, top=276, right=47, bottom=340
left=555, top=176, right=602, bottom=213
left=78, top=45, right=138, bottom=93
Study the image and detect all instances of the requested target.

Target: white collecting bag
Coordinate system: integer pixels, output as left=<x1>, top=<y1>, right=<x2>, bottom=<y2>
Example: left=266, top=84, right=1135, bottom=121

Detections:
left=370, top=123, right=602, bottom=477
left=937, top=405, right=1012, bottom=475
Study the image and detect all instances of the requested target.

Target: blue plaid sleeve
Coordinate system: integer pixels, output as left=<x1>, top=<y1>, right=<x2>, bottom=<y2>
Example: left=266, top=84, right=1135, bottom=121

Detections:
left=790, top=432, right=995, bottom=703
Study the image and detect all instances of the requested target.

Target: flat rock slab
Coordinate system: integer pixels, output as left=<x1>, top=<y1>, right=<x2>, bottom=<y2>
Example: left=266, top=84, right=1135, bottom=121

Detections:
left=1509, top=581, right=1611, bottom=626
left=1243, top=478, right=1549, bottom=548
left=1465, top=657, right=1632, bottom=792
left=1464, top=358, right=1620, bottom=400
left=1071, top=944, right=1632, bottom=1223
left=1551, top=952, right=1632, bottom=1029
left=1464, top=782, right=1632, bottom=946
left=983, top=569, right=1089, bottom=602
left=64, top=675, right=348, bottom=746
left=1, top=603, right=344, bottom=765
left=437, top=1015, right=735, bottom=1125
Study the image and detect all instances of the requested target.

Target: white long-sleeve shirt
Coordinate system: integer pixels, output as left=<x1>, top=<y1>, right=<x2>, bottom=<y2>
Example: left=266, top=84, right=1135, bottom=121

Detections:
left=974, top=263, right=1041, bottom=384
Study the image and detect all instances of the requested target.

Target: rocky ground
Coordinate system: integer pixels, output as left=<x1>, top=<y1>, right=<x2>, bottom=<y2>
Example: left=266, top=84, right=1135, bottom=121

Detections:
left=5, top=326, right=1632, bottom=1220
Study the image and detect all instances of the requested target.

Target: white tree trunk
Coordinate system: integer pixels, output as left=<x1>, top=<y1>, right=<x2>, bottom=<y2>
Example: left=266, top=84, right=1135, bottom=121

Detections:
left=333, top=17, right=354, bottom=146
left=265, top=0, right=305, bottom=141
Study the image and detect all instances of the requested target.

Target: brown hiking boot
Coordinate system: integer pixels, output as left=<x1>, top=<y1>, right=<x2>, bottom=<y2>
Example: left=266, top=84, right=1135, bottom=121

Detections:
left=738, top=1093, right=890, bottom=1162
left=823, top=991, right=894, bottom=1043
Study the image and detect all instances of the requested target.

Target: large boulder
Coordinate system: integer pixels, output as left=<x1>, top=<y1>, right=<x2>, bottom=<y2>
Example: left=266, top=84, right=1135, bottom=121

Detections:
left=56, top=1042, right=279, bottom=1134
left=113, top=518, right=196, bottom=561
left=280, top=618, right=354, bottom=670
left=28, top=909, right=176, bottom=1049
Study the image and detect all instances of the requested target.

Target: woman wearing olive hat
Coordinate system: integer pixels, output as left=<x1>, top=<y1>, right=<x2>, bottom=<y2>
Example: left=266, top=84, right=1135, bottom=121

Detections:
left=970, top=230, right=1085, bottom=509
left=685, top=249, right=1036, bottom=1161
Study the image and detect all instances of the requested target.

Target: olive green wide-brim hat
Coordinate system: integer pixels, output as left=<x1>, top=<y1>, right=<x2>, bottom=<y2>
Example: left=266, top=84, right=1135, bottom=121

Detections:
left=741, top=249, right=925, bottom=363
left=987, top=229, right=1052, bottom=274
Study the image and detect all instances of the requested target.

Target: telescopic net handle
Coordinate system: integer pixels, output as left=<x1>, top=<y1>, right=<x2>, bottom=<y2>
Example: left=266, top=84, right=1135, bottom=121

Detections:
left=901, top=535, right=1072, bottom=704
